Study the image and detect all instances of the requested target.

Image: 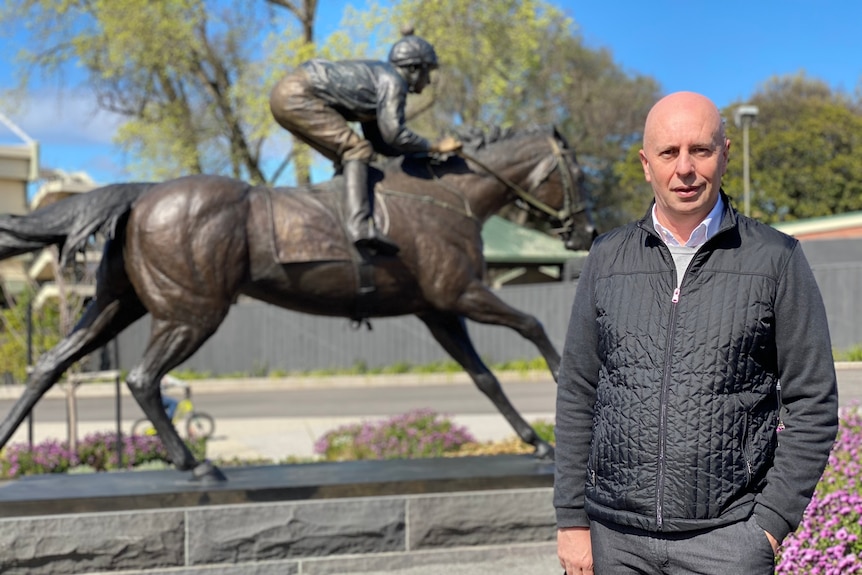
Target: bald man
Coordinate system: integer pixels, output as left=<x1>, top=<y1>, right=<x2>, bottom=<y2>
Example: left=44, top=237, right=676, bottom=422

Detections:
left=553, top=92, right=838, bottom=574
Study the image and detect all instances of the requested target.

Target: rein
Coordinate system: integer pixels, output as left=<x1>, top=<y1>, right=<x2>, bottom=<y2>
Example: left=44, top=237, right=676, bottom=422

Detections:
left=455, top=137, right=585, bottom=224
left=376, top=135, right=585, bottom=230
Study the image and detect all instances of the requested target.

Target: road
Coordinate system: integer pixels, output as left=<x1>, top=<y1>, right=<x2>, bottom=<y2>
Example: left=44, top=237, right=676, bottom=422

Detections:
left=0, top=379, right=558, bottom=423
left=3, top=364, right=861, bottom=424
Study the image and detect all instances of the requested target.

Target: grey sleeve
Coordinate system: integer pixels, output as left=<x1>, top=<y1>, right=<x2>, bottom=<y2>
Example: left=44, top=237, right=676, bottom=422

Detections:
left=554, top=250, right=602, bottom=528
left=754, top=243, right=839, bottom=542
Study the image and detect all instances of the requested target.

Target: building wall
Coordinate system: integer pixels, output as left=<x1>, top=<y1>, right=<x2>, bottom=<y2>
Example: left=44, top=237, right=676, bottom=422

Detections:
left=0, top=179, right=28, bottom=215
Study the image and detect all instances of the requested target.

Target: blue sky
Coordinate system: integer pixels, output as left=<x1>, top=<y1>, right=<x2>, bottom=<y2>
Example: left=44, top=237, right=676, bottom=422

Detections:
left=1, top=0, right=860, bottom=189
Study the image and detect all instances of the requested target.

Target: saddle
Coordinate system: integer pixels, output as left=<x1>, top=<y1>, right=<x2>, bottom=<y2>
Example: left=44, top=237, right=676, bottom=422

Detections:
left=262, top=172, right=391, bottom=324
left=264, top=171, right=390, bottom=265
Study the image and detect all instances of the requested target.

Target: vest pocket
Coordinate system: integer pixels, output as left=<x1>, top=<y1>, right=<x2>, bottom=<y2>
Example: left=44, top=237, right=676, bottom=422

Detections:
left=742, top=413, right=754, bottom=485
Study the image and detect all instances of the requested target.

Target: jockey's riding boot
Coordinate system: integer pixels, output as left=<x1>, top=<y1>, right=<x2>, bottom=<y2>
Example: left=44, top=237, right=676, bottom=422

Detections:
left=344, top=159, right=400, bottom=256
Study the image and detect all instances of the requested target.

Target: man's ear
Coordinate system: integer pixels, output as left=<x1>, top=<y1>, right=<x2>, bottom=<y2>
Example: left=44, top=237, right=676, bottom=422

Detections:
left=639, top=149, right=651, bottom=182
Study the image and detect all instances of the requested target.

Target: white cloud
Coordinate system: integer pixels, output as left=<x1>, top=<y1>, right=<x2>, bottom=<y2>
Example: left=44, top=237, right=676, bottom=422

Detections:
left=7, top=88, right=124, bottom=147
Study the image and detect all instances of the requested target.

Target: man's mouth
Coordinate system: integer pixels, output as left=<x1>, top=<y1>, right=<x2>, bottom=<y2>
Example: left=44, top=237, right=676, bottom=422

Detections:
left=673, top=186, right=701, bottom=198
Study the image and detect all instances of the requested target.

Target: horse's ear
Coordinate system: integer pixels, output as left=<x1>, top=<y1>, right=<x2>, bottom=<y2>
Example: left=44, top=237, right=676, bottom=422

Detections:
left=551, top=124, right=568, bottom=144
left=552, top=125, right=571, bottom=149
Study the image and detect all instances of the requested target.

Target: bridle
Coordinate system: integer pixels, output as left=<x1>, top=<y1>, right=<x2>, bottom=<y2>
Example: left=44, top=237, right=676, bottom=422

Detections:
left=455, top=136, right=587, bottom=237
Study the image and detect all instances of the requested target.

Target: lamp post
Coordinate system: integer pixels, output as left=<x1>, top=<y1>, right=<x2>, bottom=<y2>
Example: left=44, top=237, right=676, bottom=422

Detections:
left=733, top=105, right=759, bottom=217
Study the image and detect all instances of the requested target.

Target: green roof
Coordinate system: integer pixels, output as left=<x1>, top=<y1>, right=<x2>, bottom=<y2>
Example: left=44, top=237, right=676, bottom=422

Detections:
left=481, top=216, right=587, bottom=264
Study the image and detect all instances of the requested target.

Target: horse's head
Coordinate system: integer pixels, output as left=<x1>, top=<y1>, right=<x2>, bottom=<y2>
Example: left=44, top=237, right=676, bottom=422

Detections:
left=448, top=125, right=596, bottom=251
left=529, top=127, right=597, bottom=251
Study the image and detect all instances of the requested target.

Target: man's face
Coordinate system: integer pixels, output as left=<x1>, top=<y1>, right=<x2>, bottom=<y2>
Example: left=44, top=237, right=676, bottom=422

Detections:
left=407, top=66, right=432, bottom=94
left=639, top=96, right=730, bottom=228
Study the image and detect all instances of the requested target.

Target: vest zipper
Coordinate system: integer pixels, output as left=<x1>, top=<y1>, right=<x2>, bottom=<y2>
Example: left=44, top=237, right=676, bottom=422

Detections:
left=776, top=380, right=784, bottom=434
left=656, top=284, right=680, bottom=529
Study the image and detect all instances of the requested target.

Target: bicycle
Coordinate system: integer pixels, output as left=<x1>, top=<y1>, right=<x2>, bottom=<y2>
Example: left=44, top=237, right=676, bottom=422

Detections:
left=132, top=379, right=215, bottom=439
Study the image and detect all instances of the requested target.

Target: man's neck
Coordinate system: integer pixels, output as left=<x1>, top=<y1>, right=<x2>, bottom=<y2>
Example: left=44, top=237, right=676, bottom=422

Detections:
left=652, top=197, right=723, bottom=246
left=653, top=213, right=699, bottom=245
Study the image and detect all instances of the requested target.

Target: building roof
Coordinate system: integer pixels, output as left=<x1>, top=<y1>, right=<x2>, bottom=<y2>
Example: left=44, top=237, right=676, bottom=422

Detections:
left=481, top=215, right=587, bottom=264
left=772, top=211, right=862, bottom=240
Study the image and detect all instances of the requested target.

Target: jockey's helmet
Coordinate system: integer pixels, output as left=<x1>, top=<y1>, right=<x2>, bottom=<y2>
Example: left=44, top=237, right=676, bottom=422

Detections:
left=388, top=34, right=438, bottom=70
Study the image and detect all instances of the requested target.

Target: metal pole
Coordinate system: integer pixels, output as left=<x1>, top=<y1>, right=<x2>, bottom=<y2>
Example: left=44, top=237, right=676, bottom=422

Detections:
left=115, top=341, right=123, bottom=468
left=26, top=301, right=33, bottom=449
left=115, top=372, right=123, bottom=468
left=743, top=117, right=751, bottom=217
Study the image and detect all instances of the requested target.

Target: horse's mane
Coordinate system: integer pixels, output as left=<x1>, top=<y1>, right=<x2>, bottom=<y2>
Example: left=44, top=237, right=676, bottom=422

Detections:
left=453, top=124, right=566, bottom=155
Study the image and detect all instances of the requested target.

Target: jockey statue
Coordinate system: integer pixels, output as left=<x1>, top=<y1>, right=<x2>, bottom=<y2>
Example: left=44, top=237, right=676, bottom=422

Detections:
left=269, top=27, right=462, bottom=256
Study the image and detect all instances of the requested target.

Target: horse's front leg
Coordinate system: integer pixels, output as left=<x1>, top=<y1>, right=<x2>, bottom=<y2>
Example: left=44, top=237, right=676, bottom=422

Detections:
left=452, top=282, right=561, bottom=381
left=126, top=319, right=226, bottom=482
left=417, top=312, right=554, bottom=459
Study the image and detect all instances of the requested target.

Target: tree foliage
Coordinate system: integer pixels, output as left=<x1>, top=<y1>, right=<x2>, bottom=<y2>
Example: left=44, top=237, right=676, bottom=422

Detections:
left=0, top=287, right=77, bottom=382
left=0, top=0, right=350, bottom=183
left=722, top=73, right=862, bottom=223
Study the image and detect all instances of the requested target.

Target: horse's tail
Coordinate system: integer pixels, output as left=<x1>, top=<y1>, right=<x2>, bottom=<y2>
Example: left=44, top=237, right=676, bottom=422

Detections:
left=0, top=182, right=156, bottom=265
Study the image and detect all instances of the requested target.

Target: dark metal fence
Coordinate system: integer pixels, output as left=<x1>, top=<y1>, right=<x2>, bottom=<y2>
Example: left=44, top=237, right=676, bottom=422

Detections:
left=114, top=282, right=579, bottom=375
left=113, top=264, right=862, bottom=375
left=812, top=262, right=862, bottom=353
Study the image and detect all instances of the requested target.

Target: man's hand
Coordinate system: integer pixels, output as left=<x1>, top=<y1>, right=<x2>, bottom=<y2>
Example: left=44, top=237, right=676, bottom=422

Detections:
left=765, top=530, right=779, bottom=554
left=431, top=136, right=462, bottom=154
left=558, top=526, right=594, bottom=574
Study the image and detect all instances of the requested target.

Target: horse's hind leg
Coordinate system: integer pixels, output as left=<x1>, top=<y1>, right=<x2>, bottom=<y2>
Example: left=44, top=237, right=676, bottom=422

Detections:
left=452, top=282, right=562, bottom=380
left=0, top=292, right=147, bottom=450
left=125, top=317, right=225, bottom=481
left=417, top=311, right=554, bottom=459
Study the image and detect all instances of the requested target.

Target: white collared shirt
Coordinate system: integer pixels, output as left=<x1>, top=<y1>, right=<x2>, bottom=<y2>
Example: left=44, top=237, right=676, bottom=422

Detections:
left=652, top=196, right=724, bottom=248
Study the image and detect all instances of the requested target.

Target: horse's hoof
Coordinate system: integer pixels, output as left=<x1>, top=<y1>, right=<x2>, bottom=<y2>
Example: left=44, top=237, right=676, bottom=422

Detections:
left=189, top=459, right=227, bottom=483
left=533, top=441, right=555, bottom=461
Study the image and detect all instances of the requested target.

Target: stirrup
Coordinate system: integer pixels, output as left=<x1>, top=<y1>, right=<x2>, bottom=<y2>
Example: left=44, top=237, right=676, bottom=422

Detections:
left=354, top=235, right=400, bottom=256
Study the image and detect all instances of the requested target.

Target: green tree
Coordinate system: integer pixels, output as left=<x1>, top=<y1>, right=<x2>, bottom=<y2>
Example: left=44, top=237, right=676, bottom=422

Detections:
left=0, top=0, right=355, bottom=184
left=0, top=248, right=91, bottom=382
left=722, top=73, right=862, bottom=223
left=0, top=288, right=71, bottom=382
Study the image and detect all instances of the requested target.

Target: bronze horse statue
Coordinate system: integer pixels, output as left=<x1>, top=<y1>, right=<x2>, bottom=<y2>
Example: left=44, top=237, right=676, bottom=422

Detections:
left=0, top=125, right=595, bottom=481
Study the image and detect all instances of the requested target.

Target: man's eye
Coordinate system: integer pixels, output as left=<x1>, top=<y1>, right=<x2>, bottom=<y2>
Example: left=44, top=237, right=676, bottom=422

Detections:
left=693, top=148, right=712, bottom=157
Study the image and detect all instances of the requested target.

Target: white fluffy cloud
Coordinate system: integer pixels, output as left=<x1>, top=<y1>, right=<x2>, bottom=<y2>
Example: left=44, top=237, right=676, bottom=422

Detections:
left=9, top=88, right=124, bottom=146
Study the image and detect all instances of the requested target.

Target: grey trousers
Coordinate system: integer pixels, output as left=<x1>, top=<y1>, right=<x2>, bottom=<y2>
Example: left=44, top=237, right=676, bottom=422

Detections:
left=590, top=515, right=775, bottom=575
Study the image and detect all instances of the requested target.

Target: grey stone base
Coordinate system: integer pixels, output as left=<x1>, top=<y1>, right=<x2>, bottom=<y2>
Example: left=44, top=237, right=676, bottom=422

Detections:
left=0, top=456, right=556, bottom=574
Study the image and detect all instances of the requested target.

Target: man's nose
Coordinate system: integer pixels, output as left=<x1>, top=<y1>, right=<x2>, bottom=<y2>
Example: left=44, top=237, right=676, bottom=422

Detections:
left=675, top=153, right=695, bottom=175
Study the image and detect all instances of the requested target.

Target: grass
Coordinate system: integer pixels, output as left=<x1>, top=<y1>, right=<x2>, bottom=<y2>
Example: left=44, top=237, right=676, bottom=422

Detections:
left=167, top=356, right=550, bottom=381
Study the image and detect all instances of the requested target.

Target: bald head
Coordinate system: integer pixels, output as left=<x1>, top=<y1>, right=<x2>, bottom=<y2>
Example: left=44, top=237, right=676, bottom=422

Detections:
left=639, top=91, right=730, bottom=241
left=644, top=92, right=725, bottom=149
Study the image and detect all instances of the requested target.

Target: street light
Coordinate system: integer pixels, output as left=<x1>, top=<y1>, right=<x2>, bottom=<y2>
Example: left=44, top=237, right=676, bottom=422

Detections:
left=734, top=105, right=759, bottom=217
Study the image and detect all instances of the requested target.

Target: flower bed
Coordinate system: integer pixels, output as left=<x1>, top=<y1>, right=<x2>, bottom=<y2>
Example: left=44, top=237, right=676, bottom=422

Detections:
left=776, top=408, right=862, bottom=573
left=313, top=408, right=477, bottom=460
left=0, top=432, right=205, bottom=479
